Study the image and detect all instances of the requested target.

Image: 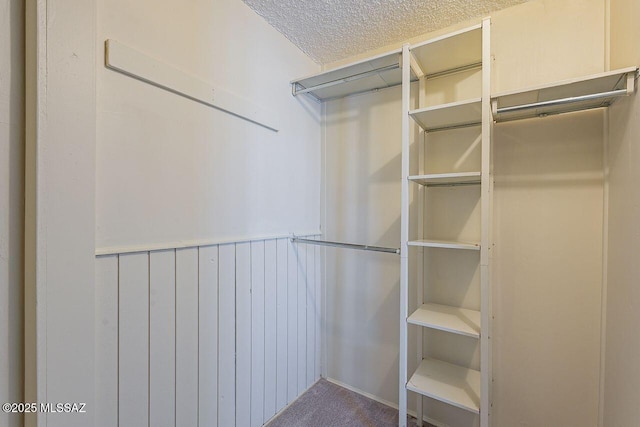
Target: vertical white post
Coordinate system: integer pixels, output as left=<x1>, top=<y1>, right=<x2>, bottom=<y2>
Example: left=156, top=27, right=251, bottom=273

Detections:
left=399, top=43, right=411, bottom=427
left=25, top=0, right=97, bottom=426
left=415, top=74, right=426, bottom=426
left=480, top=17, right=492, bottom=427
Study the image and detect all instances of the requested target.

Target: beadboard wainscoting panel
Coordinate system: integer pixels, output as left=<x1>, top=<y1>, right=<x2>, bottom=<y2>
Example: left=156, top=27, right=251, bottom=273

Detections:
left=95, top=235, right=321, bottom=427
left=149, top=250, right=176, bottom=427
left=263, top=239, right=279, bottom=421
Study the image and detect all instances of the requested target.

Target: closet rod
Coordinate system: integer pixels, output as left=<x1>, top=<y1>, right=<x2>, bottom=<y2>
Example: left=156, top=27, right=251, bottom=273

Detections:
left=425, top=61, right=482, bottom=80
left=291, top=237, right=400, bottom=255
left=496, top=89, right=628, bottom=114
left=427, top=121, right=482, bottom=133
left=426, top=181, right=481, bottom=187
left=293, top=63, right=399, bottom=96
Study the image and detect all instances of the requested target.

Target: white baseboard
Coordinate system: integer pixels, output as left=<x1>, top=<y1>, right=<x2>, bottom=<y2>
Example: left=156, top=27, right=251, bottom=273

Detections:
left=324, top=377, right=399, bottom=410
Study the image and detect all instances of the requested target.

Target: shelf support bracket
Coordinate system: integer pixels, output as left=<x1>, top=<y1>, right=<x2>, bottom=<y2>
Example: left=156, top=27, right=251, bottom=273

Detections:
left=626, top=70, right=636, bottom=95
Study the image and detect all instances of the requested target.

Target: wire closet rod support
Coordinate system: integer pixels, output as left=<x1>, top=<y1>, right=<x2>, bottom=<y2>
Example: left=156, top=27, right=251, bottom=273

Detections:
left=291, top=237, right=400, bottom=255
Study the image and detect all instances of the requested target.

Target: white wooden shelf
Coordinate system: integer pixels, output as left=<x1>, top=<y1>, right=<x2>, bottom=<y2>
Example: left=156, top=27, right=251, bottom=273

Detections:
left=408, top=172, right=481, bottom=186
left=492, top=66, right=638, bottom=122
left=407, top=358, right=481, bottom=414
left=291, top=49, right=417, bottom=101
left=408, top=303, right=480, bottom=338
left=409, top=98, right=482, bottom=132
left=408, top=239, right=480, bottom=250
left=410, top=24, right=482, bottom=78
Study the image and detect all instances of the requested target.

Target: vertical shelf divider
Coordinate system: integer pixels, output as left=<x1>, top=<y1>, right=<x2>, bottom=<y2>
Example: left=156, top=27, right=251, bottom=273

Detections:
left=480, top=17, right=492, bottom=427
left=415, top=62, right=427, bottom=426
left=399, top=43, right=411, bottom=427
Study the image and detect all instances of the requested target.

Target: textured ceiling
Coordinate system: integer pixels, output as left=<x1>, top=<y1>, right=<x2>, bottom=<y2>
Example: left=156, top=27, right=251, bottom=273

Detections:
left=243, top=0, right=528, bottom=64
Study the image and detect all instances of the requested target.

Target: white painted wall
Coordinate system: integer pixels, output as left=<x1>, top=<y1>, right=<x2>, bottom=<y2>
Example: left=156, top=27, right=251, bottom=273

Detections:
left=323, top=0, right=607, bottom=425
left=602, top=0, right=640, bottom=425
left=96, top=0, right=321, bottom=251
left=24, top=0, right=321, bottom=425
left=492, top=110, right=604, bottom=427
left=92, top=0, right=323, bottom=425
left=0, top=1, right=23, bottom=427
left=324, top=86, right=407, bottom=406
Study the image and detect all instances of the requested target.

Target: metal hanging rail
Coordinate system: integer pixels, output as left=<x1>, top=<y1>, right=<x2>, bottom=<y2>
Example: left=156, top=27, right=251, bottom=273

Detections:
left=427, top=121, right=482, bottom=133
left=425, top=61, right=483, bottom=80
left=495, top=88, right=629, bottom=115
left=291, top=237, right=400, bottom=255
left=426, top=181, right=481, bottom=187
left=492, top=67, right=638, bottom=122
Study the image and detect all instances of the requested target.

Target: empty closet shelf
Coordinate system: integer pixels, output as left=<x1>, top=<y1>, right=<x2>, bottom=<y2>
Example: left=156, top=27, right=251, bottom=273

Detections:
left=407, top=358, right=481, bottom=414
left=409, top=98, right=482, bottom=132
left=408, top=172, right=481, bottom=186
left=408, top=239, right=480, bottom=250
left=410, top=24, right=482, bottom=78
left=492, top=66, right=638, bottom=122
left=408, top=303, right=480, bottom=338
left=291, top=49, right=418, bottom=101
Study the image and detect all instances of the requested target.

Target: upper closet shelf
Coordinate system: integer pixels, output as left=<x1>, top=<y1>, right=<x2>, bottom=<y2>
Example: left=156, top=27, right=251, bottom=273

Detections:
left=492, top=66, right=639, bottom=122
left=410, top=24, right=482, bottom=79
left=291, top=49, right=417, bottom=101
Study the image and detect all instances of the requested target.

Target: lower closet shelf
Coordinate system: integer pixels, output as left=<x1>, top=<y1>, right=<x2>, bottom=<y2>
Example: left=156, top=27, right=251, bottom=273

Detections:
left=408, top=172, right=481, bottom=186
left=407, top=358, right=481, bottom=414
left=408, top=303, right=480, bottom=338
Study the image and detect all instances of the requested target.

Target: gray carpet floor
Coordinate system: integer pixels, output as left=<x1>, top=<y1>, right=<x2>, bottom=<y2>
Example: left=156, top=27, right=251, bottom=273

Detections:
left=266, top=378, right=433, bottom=427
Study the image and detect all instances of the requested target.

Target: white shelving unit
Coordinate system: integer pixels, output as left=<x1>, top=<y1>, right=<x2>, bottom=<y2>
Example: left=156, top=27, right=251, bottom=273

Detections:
left=400, top=19, right=492, bottom=427
left=290, top=16, right=637, bottom=427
